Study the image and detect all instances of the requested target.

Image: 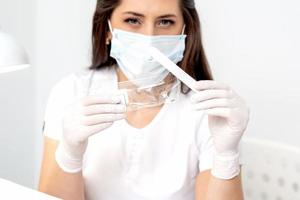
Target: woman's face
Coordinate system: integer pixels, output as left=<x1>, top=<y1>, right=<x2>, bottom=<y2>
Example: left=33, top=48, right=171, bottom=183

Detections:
left=109, top=0, right=184, bottom=36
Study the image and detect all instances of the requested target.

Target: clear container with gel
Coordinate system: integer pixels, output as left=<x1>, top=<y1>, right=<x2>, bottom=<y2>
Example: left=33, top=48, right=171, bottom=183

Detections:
left=117, top=73, right=179, bottom=111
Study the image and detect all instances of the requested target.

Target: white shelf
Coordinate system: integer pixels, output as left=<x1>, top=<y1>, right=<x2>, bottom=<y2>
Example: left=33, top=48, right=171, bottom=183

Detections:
left=0, top=178, right=61, bottom=199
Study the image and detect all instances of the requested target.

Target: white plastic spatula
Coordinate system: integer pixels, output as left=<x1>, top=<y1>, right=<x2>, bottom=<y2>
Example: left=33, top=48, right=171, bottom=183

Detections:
left=149, top=46, right=198, bottom=93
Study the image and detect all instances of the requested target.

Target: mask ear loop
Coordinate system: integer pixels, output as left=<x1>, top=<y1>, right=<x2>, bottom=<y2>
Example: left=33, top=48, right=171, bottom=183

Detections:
left=107, top=20, right=116, bottom=44
left=108, top=20, right=113, bottom=34
left=105, top=20, right=112, bottom=45
left=181, top=24, right=186, bottom=35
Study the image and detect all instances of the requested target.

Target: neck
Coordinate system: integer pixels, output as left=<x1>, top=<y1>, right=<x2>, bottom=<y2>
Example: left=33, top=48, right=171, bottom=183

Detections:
left=116, top=67, right=129, bottom=82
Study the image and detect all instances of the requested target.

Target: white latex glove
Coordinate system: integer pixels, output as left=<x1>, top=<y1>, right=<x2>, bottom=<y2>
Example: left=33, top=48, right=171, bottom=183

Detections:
left=191, top=80, right=249, bottom=179
left=55, top=94, right=126, bottom=173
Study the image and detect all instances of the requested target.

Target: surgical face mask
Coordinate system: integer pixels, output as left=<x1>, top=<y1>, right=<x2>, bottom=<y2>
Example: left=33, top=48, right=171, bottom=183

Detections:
left=108, top=20, right=186, bottom=86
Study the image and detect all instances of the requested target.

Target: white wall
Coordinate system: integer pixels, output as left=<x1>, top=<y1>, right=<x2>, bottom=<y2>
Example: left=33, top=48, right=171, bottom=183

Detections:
left=0, top=0, right=97, bottom=188
left=0, top=0, right=299, bottom=190
left=197, top=0, right=300, bottom=146
left=0, top=0, right=37, bottom=187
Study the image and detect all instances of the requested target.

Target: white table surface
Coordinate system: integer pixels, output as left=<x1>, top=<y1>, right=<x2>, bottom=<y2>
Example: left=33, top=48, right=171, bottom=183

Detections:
left=0, top=178, right=61, bottom=199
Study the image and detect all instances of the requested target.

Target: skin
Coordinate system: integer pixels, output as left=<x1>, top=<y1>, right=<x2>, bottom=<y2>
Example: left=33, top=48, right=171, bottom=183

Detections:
left=38, top=0, right=244, bottom=199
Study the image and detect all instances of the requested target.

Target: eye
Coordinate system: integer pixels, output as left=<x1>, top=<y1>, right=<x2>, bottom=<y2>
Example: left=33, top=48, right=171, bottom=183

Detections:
left=158, top=19, right=175, bottom=27
left=124, top=18, right=141, bottom=25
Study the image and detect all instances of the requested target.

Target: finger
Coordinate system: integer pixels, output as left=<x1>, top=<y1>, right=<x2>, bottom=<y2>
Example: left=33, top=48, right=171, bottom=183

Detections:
left=190, top=89, right=232, bottom=103
left=193, top=98, right=232, bottom=110
left=85, top=122, right=113, bottom=137
left=82, top=104, right=126, bottom=116
left=82, top=113, right=125, bottom=126
left=81, top=94, right=124, bottom=106
left=205, top=108, right=231, bottom=118
left=194, top=81, right=230, bottom=91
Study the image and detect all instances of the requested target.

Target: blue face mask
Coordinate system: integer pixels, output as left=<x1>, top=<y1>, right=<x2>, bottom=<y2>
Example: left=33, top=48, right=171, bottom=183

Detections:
left=108, top=20, right=187, bottom=85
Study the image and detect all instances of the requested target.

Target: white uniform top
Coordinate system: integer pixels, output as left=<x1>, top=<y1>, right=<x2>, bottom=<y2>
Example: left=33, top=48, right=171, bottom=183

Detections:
left=43, top=66, right=215, bottom=200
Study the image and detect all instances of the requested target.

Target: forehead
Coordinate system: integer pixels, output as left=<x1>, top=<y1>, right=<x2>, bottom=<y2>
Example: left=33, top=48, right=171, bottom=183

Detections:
left=115, top=0, right=182, bottom=16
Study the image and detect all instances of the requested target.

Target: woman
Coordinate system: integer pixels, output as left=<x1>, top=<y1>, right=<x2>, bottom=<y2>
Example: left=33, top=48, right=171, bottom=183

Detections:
left=38, top=0, right=249, bottom=199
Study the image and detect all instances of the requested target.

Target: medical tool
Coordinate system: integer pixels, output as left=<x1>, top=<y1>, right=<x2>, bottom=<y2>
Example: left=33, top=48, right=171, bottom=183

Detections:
left=149, top=47, right=198, bottom=93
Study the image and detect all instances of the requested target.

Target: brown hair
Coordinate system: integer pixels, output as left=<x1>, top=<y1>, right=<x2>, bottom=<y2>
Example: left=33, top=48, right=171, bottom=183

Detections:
left=89, top=0, right=213, bottom=93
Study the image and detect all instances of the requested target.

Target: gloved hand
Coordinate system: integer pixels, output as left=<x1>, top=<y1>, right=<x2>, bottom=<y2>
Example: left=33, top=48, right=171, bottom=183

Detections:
left=191, top=80, right=249, bottom=179
left=55, top=94, right=126, bottom=173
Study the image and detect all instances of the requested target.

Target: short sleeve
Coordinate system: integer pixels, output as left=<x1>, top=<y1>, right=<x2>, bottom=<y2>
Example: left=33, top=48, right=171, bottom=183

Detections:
left=195, top=115, right=215, bottom=172
left=43, top=74, right=76, bottom=140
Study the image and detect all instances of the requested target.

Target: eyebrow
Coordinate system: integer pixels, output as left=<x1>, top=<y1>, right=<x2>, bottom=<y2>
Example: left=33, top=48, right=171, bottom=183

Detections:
left=123, top=11, right=177, bottom=18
